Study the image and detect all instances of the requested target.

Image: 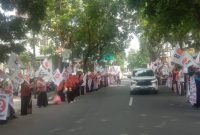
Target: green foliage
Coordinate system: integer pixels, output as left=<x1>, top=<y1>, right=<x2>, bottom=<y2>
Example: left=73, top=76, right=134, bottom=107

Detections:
left=0, top=0, right=47, bottom=62
left=128, top=0, right=200, bottom=58
left=40, top=43, right=55, bottom=56
left=42, top=0, right=135, bottom=70
left=127, top=49, right=148, bottom=69
left=19, top=51, right=32, bottom=66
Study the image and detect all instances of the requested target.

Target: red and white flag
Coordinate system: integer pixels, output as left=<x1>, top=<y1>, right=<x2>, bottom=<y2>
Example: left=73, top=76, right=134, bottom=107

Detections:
left=42, top=58, right=50, bottom=70
left=171, top=45, right=183, bottom=65
left=10, top=70, right=24, bottom=84
left=61, top=68, right=68, bottom=80
left=53, top=69, right=63, bottom=86
left=181, top=51, right=196, bottom=68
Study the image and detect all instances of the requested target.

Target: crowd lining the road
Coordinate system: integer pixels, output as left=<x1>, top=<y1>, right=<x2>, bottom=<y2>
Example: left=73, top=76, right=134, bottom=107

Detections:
left=0, top=71, right=122, bottom=125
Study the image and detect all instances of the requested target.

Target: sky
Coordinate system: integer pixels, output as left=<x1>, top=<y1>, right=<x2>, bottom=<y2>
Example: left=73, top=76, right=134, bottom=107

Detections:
left=125, top=34, right=140, bottom=56
left=0, top=6, right=16, bottom=16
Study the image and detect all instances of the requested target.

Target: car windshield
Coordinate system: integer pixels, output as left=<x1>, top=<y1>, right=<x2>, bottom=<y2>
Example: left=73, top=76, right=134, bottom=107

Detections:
left=132, top=69, right=154, bottom=77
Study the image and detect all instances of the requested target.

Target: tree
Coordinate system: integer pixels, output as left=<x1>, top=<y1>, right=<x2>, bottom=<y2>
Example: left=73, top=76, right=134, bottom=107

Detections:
left=127, top=49, right=148, bottom=69
left=0, top=0, right=47, bottom=62
left=42, top=0, right=135, bottom=71
left=128, top=0, right=200, bottom=57
left=19, top=51, right=32, bottom=67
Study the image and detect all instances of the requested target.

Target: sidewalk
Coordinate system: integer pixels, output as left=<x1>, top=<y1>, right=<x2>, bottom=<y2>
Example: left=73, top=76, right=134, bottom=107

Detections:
left=13, top=91, right=55, bottom=116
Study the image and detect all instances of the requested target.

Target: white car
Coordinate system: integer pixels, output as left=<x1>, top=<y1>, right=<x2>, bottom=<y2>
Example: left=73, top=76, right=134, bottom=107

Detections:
left=130, top=68, right=158, bottom=94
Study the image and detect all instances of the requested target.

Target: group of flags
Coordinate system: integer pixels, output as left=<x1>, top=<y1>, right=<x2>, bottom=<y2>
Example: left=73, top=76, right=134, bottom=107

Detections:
left=2, top=52, right=123, bottom=87
left=171, top=45, right=200, bottom=68
left=1, top=53, right=72, bottom=86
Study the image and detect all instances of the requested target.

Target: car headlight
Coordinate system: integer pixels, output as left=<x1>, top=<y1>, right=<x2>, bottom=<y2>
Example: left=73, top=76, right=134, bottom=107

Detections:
left=151, top=79, right=158, bottom=83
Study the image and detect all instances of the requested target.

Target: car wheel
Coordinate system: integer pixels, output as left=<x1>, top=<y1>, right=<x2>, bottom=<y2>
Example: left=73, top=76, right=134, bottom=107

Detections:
left=153, top=90, right=158, bottom=94
left=130, top=91, right=136, bottom=95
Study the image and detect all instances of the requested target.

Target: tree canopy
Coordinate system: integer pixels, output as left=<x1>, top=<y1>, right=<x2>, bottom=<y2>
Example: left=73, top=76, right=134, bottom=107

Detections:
left=41, top=0, right=135, bottom=70
left=128, top=0, right=200, bottom=59
left=127, top=49, right=148, bottom=69
left=0, top=0, right=47, bottom=62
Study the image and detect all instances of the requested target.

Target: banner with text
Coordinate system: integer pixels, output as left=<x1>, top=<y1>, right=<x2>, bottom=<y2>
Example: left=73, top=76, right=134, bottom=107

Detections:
left=0, top=94, right=9, bottom=120
left=181, top=51, right=196, bottom=68
left=171, top=46, right=183, bottom=65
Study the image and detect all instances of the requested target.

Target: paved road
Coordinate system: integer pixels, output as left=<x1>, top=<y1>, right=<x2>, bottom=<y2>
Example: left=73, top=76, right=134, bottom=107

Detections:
left=1, top=79, right=200, bottom=135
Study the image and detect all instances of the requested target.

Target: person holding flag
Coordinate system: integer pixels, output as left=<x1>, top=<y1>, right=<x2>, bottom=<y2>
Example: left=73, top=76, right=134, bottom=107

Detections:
left=64, top=74, right=75, bottom=103
left=79, top=73, right=85, bottom=95
left=1, top=79, right=17, bottom=120
left=20, top=80, right=32, bottom=115
left=73, top=74, right=80, bottom=97
left=36, top=77, right=48, bottom=107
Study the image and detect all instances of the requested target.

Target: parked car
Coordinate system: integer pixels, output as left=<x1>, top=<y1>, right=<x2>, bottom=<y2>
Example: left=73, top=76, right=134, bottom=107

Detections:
left=123, top=71, right=132, bottom=78
left=130, top=68, right=158, bottom=94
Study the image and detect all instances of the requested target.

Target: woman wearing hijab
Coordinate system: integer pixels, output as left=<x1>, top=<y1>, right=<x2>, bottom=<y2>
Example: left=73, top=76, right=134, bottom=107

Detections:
left=36, top=77, right=48, bottom=107
left=64, top=74, right=75, bottom=103
left=20, top=80, right=32, bottom=115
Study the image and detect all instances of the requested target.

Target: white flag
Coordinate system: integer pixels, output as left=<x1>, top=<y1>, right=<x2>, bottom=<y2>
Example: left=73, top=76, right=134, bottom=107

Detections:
left=171, top=45, right=183, bottom=65
left=7, top=53, right=23, bottom=70
left=181, top=51, right=196, bottom=68
left=10, top=70, right=24, bottom=84
left=42, top=58, right=50, bottom=70
left=52, top=69, right=63, bottom=86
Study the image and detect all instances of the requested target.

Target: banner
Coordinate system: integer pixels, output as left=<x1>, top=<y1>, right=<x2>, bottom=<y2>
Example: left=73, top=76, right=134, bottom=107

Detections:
left=181, top=51, right=196, bottom=68
left=42, top=58, right=50, bottom=70
left=189, top=75, right=197, bottom=105
left=171, top=46, right=183, bottom=65
left=0, top=94, right=9, bottom=120
left=10, top=70, right=24, bottom=84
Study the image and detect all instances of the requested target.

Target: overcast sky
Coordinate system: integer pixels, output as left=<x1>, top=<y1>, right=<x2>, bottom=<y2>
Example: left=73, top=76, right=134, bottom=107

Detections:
left=125, top=34, right=140, bottom=56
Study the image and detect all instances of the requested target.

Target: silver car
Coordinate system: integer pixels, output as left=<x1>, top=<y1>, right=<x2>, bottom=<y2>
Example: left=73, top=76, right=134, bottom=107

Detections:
left=130, top=68, right=158, bottom=94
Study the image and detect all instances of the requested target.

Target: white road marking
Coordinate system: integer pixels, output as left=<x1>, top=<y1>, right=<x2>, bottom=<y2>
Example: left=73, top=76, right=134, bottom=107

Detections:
left=129, top=97, right=133, bottom=106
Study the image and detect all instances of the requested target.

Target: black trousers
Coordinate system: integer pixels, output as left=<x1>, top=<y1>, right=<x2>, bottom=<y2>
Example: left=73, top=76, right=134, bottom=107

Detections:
left=75, top=85, right=80, bottom=97
left=90, top=80, right=94, bottom=92
left=37, top=92, right=48, bottom=107
left=81, top=86, right=85, bottom=95
left=66, top=90, right=74, bottom=103
left=86, top=83, right=89, bottom=93
left=21, top=94, right=32, bottom=115
left=21, top=96, right=29, bottom=115
left=194, top=79, right=200, bottom=108
left=58, top=90, right=65, bottom=102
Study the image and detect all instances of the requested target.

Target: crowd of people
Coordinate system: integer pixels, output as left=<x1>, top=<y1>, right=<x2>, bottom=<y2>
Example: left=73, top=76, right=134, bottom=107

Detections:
left=0, top=69, right=122, bottom=124
left=165, top=64, right=200, bottom=108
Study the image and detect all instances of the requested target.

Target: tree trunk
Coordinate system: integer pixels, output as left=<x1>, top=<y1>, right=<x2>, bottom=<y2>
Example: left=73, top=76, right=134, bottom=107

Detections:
left=83, top=57, right=88, bottom=73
